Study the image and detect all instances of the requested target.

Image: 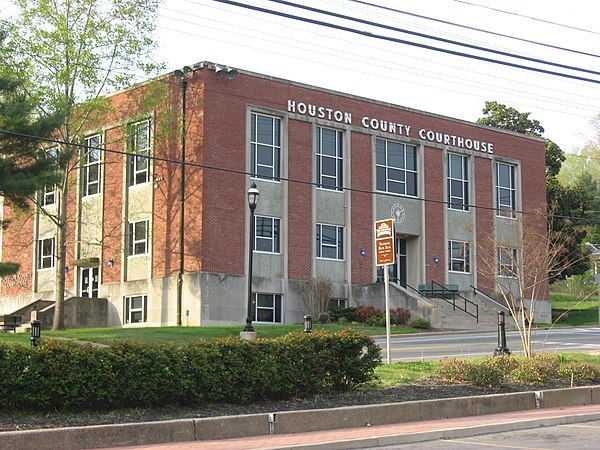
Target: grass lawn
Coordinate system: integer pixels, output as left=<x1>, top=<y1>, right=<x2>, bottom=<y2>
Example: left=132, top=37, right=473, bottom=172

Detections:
left=550, top=291, right=598, bottom=326
left=0, top=322, right=418, bottom=347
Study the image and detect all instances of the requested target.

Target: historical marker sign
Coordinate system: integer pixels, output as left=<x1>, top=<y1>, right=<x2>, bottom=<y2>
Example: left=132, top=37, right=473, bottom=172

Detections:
left=374, top=219, right=395, bottom=266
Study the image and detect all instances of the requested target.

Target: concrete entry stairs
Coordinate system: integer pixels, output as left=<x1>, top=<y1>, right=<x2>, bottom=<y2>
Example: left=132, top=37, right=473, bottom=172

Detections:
left=7, top=297, right=110, bottom=331
left=387, top=283, right=509, bottom=331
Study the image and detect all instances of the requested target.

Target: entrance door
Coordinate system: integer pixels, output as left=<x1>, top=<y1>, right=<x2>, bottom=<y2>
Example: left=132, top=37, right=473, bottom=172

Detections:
left=389, top=238, right=407, bottom=287
left=80, top=266, right=99, bottom=298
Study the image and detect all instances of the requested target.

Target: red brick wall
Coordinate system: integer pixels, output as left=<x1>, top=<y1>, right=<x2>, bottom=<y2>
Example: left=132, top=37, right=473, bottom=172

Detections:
left=288, top=120, right=313, bottom=280
left=351, top=132, right=373, bottom=284
left=423, top=145, right=446, bottom=282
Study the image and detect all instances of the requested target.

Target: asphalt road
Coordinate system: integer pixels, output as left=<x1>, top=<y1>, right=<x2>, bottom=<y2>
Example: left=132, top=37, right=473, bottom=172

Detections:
left=373, top=326, right=600, bottom=362
left=375, top=418, right=600, bottom=449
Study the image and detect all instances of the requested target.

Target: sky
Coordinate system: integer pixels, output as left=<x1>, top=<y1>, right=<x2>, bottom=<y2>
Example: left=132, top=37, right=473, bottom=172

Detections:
left=154, top=0, right=600, bottom=154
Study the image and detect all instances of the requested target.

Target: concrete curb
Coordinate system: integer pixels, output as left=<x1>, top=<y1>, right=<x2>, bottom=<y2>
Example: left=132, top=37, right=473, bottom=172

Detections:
left=1, top=386, right=599, bottom=450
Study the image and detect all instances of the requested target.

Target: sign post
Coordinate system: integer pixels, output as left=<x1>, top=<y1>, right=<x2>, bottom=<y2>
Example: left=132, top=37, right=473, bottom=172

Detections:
left=374, top=219, right=395, bottom=364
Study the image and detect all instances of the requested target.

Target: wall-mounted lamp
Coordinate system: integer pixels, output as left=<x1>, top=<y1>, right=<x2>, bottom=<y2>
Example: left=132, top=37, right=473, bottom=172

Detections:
left=360, top=248, right=367, bottom=256
left=215, top=64, right=238, bottom=80
left=174, top=65, right=193, bottom=79
left=107, top=258, right=114, bottom=268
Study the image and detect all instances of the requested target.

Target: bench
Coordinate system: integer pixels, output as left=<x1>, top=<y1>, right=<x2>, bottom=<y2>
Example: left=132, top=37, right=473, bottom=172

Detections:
left=418, top=284, right=459, bottom=299
left=0, top=315, right=22, bottom=333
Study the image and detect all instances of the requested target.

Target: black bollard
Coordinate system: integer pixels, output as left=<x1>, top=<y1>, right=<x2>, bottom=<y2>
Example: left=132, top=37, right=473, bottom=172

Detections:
left=494, top=311, right=510, bottom=355
left=30, top=320, right=41, bottom=347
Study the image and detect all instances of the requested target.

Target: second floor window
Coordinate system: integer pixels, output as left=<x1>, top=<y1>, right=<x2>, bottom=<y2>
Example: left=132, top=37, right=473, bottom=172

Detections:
left=127, top=219, right=149, bottom=256
left=448, top=153, right=469, bottom=211
left=376, top=139, right=417, bottom=197
left=37, top=237, right=55, bottom=269
left=82, top=134, right=102, bottom=197
left=40, top=147, right=57, bottom=206
left=255, top=216, right=280, bottom=253
left=317, top=127, right=343, bottom=191
left=128, top=120, right=151, bottom=186
left=496, top=162, right=516, bottom=218
left=317, top=223, right=344, bottom=260
left=251, top=113, right=281, bottom=181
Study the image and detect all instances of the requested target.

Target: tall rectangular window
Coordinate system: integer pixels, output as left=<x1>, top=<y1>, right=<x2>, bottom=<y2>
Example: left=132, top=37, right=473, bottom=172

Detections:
left=37, top=237, right=55, bottom=269
left=127, top=219, right=149, bottom=256
left=82, top=134, right=102, bottom=197
left=317, top=127, right=343, bottom=191
left=448, top=153, right=469, bottom=210
left=251, top=293, right=282, bottom=323
left=317, top=223, right=344, bottom=260
left=448, top=240, right=470, bottom=273
left=496, top=162, right=516, bottom=218
left=128, top=120, right=151, bottom=186
left=497, top=247, right=518, bottom=277
left=251, top=113, right=281, bottom=181
left=376, top=139, right=417, bottom=196
left=124, top=294, right=147, bottom=324
left=40, top=147, right=57, bottom=206
left=255, top=216, right=280, bottom=253
left=41, top=185, right=56, bottom=207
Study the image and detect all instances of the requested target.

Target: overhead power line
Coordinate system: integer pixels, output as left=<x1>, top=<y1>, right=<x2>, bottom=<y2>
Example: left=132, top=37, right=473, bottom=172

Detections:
left=346, top=0, right=600, bottom=60
left=211, top=0, right=600, bottom=85
left=263, top=0, right=600, bottom=77
left=2, top=128, right=599, bottom=225
left=451, top=0, right=600, bottom=36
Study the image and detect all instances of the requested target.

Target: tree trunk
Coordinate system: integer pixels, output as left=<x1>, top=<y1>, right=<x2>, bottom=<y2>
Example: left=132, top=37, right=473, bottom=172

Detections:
left=52, top=181, right=68, bottom=330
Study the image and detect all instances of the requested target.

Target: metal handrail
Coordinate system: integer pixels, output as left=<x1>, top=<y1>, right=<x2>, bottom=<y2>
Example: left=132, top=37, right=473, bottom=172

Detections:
left=430, top=281, right=479, bottom=323
left=470, top=285, right=510, bottom=313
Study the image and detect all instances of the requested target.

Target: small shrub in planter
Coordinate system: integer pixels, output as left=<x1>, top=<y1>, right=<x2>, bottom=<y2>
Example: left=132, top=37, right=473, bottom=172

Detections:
left=410, top=318, right=430, bottom=329
left=328, top=306, right=356, bottom=323
left=435, top=357, right=472, bottom=383
left=391, top=307, right=411, bottom=325
left=355, top=305, right=381, bottom=324
left=557, top=361, right=600, bottom=383
left=510, top=354, right=559, bottom=385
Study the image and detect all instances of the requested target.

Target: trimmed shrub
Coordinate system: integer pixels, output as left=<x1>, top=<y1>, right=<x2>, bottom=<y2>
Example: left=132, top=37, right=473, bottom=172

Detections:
left=355, top=306, right=381, bottom=324
left=410, top=318, right=431, bottom=329
left=0, top=330, right=381, bottom=412
left=510, top=354, right=559, bottom=385
left=328, top=307, right=356, bottom=323
left=391, top=308, right=411, bottom=326
left=557, top=361, right=600, bottom=383
left=435, top=358, right=472, bottom=383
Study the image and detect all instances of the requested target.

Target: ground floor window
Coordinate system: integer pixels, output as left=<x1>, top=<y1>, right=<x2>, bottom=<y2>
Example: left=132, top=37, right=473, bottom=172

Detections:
left=448, top=240, right=470, bottom=273
left=124, top=294, right=147, bottom=324
left=328, top=298, right=347, bottom=309
left=252, top=293, right=282, bottom=323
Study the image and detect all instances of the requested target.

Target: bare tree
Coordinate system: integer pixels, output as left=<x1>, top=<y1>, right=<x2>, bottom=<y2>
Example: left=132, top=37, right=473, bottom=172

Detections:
left=476, top=211, right=585, bottom=357
left=299, top=277, right=333, bottom=319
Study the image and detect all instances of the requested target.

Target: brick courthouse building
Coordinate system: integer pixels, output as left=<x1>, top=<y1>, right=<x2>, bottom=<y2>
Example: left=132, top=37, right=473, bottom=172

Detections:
left=0, top=62, right=550, bottom=327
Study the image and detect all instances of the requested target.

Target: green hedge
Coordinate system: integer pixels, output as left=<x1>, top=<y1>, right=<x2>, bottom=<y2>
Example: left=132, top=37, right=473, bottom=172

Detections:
left=0, top=329, right=381, bottom=411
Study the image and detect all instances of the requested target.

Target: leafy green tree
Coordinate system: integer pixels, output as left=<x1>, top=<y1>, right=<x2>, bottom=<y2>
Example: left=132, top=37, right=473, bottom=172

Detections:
left=0, top=74, right=61, bottom=276
left=0, top=0, right=163, bottom=329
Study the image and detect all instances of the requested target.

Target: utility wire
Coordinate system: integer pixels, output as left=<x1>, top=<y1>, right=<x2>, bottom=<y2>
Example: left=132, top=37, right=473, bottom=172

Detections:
left=263, top=0, right=600, bottom=76
left=451, top=0, right=600, bottom=36
left=346, top=0, right=600, bottom=60
left=2, top=128, right=598, bottom=225
left=211, top=0, right=600, bottom=85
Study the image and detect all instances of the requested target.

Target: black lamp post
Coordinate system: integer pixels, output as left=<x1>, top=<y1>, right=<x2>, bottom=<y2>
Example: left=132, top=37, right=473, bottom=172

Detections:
left=494, top=310, right=511, bottom=355
left=30, top=320, right=41, bottom=347
left=244, top=182, right=259, bottom=332
left=303, top=315, right=313, bottom=333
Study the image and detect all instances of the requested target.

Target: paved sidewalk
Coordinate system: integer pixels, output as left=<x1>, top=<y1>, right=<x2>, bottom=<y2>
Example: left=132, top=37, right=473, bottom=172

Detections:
left=116, top=403, right=600, bottom=450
